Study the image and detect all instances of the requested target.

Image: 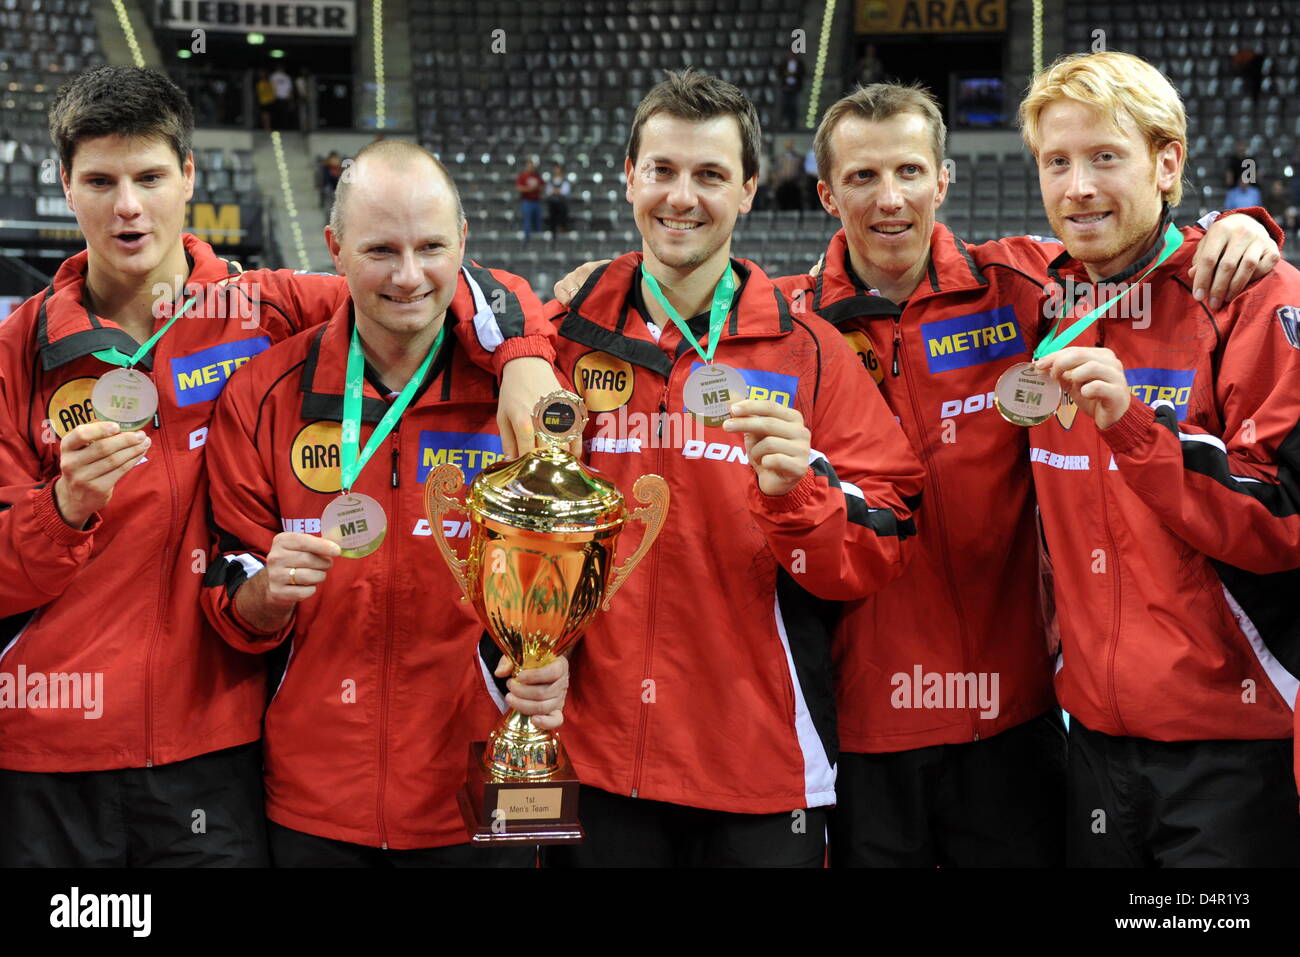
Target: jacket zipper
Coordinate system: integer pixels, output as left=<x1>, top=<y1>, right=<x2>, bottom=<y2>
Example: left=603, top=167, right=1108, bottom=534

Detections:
left=145, top=383, right=178, bottom=767
left=630, top=383, right=670, bottom=798
left=376, top=426, right=401, bottom=848
left=891, top=317, right=902, bottom=377
left=892, top=315, right=979, bottom=740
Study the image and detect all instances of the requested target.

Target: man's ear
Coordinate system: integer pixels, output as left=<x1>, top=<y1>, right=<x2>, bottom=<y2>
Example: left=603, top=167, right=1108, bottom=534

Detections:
left=738, top=174, right=757, bottom=215
left=324, top=226, right=344, bottom=275
left=182, top=151, right=195, bottom=203
left=624, top=156, right=636, bottom=205
left=934, top=158, right=951, bottom=211
left=1155, top=140, right=1184, bottom=196
left=61, top=162, right=74, bottom=212
left=817, top=180, right=840, bottom=219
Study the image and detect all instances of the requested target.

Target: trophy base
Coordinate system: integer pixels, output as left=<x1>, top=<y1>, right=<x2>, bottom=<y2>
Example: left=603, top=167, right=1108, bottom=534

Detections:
left=459, top=742, right=584, bottom=845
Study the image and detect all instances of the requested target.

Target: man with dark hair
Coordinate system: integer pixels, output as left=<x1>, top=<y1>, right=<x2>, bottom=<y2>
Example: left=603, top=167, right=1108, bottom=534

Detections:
left=545, top=69, right=925, bottom=867
left=0, top=67, right=561, bottom=867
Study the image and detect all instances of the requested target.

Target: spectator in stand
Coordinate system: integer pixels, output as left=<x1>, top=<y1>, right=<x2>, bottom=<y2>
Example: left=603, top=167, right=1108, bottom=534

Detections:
left=1230, top=45, right=1264, bottom=100
left=0, top=129, right=18, bottom=165
left=546, top=163, right=571, bottom=236
left=856, top=44, right=884, bottom=88
left=516, top=157, right=543, bottom=240
left=775, top=138, right=803, bottom=210
left=270, top=64, right=294, bottom=130
left=1264, top=178, right=1296, bottom=239
left=295, top=68, right=312, bottom=132
left=1226, top=171, right=1262, bottom=210
left=1223, top=140, right=1249, bottom=188
left=779, top=52, right=805, bottom=130
left=321, top=151, right=344, bottom=209
left=256, top=70, right=275, bottom=131
left=803, top=143, right=820, bottom=211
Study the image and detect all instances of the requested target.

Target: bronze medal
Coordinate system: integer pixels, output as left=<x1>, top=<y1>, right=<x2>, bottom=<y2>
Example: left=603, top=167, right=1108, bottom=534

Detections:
left=994, top=362, right=1062, bottom=427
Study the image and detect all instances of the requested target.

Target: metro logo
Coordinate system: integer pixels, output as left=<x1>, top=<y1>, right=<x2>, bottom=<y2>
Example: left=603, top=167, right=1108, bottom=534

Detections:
left=1126, top=368, right=1195, bottom=420
left=687, top=363, right=798, bottom=408
left=171, top=336, right=270, bottom=406
left=921, top=306, right=1025, bottom=373
left=417, top=431, right=504, bottom=483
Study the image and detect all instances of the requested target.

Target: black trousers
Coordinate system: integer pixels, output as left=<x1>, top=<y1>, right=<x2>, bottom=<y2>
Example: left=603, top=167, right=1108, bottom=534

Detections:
left=830, top=710, right=1067, bottom=867
left=268, top=821, right=535, bottom=868
left=0, top=742, right=269, bottom=867
left=543, top=785, right=827, bottom=867
left=1066, top=718, right=1300, bottom=867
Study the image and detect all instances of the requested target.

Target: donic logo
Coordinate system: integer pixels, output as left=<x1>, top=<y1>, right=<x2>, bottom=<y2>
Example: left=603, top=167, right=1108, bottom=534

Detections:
left=1126, top=368, right=1195, bottom=420
left=921, top=306, right=1025, bottom=374
left=171, top=337, right=270, bottom=406
left=417, top=432, right=505, bottom=484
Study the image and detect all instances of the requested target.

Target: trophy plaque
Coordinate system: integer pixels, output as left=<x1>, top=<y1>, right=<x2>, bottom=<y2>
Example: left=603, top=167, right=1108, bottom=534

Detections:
left=425, top=391, right=668, bottom=843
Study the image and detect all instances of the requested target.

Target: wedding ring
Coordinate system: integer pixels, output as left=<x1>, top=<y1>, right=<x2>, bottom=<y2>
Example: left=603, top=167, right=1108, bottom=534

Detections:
left=288, top=567, right=297, bottom=586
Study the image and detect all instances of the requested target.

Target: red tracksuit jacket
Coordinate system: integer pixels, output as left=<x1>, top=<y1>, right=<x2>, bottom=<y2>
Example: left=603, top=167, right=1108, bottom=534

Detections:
left=1031, top=212, right=1300, bottom=743
left=0, top=234, right=553, bottom=773
left=774, top=224, right=1063, bottom=752
left=201, top=268, right=552, bottom=849
left=549, top=252, right=925, bottom=813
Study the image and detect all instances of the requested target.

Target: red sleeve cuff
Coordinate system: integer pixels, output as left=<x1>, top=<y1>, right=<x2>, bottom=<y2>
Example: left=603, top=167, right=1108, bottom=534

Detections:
left=34, top=484, right=97, bottom=545
left=492, top=335, right=558, bottom=377
left=1101, top=399, right=1156, bottom=455
left=748, top=467, right=817, bottom=514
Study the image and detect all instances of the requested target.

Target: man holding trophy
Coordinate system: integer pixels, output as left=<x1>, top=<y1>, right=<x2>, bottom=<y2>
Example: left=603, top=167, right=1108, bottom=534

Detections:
left=201, top=141, right=570, bottom=865
left=543, top=70, right=926, bottom=867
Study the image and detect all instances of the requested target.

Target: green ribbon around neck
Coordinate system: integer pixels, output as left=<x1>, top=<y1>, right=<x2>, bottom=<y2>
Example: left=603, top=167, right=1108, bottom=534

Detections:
left=339, top=319, right=445, bottom=493
left=641, top=263, right=737, bottom=365
left=1034, top=222, right=1183, bottom=359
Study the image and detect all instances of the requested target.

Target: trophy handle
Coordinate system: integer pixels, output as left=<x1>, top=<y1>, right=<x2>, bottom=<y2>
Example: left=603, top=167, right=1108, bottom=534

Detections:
left=602, top=474, right=670, bottom=611
left=424, top=463, right=471, bottom=602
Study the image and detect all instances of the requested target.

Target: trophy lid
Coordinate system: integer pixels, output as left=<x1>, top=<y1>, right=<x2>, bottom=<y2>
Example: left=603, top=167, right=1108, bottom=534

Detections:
left=468, top=391, right=625, bottom=533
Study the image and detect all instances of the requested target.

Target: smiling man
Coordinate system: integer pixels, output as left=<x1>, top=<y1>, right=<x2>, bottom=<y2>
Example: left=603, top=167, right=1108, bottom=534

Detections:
left=543, top=70, right=924, bottom=868
left=201, top=141, right=568, bottom=866
left=0, top=67, right=560, bottom=867
left=1024, top=51, right=1300, bottom=866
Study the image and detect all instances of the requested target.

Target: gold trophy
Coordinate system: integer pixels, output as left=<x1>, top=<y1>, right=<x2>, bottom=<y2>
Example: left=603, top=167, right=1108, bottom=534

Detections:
left=424, top=391, right=668, bottom=843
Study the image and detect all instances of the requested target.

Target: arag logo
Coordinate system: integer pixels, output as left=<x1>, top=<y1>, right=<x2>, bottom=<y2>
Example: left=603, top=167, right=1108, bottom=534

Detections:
left=921, top=305, right=1024, bottom=374
left=416, top=431, right=505, bottom=483
left=290, top=421, right=342, bottom=493
left=47, top=377, right=98, bottom=438
left=843, top=330, right=884, bottom=385
left=573, top=351, right=634, bottom=412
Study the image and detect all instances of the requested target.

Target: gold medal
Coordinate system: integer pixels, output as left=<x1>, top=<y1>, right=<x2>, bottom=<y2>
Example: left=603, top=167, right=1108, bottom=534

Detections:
left=682, top=363, right=748, bottom=427
left=90, top=368, right=157, bottom=431
left=321, top=492, right=388, bottom=558
left=994, top=362, right=1062, bottom=427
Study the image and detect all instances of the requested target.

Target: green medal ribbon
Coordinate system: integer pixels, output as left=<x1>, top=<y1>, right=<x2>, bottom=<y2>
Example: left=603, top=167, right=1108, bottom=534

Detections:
left=91, top=292, right=201, bottom=368
left=1033, top=222, right=1184, bottom=359
left=641, top=263, right=737, bottom=365
left=339, top=319, right=444, bottom=493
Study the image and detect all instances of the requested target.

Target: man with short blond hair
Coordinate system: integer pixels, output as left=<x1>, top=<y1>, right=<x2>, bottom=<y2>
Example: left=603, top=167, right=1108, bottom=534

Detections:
left=1025, top=51, right=1300, bottom=866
